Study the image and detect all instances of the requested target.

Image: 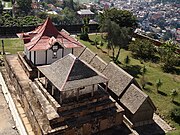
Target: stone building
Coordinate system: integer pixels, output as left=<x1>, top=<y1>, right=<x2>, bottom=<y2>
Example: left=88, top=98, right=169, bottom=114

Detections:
left=73, top=47, right=156, bottom=127
left=3, top=17, right=156, bottom=135
left=35, top=53, right=124, bottom=134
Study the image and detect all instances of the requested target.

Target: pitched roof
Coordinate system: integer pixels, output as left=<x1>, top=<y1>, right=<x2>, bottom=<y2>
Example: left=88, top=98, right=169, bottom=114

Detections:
left=38, top=54, right=108, bottom=91
left=102, top=62, right=133, bottom=96
left=79, top=48, right=96, bottom=63
left=89, top=55, right=108, bottom=73
left=77, top=9, right=94, bottom=15
left=17, top=18, right=83, bottom=51
left=120, top=84, right=156, bottom=114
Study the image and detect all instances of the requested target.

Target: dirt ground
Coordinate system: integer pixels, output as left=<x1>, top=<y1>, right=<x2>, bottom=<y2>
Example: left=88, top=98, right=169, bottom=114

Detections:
left=0, top=88, right=19, bottom=135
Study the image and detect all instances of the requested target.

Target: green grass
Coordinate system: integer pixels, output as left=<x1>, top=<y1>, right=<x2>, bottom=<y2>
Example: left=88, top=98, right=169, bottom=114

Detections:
left=78, top=34, right=180, bottom=134
left=0, top=38, right=24, bottom=54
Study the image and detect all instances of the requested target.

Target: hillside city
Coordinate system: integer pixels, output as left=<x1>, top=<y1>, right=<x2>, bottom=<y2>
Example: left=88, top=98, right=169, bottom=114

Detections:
left=0, top=0, right=179, bottom=135
left=0, top=0, right=180, bottom=42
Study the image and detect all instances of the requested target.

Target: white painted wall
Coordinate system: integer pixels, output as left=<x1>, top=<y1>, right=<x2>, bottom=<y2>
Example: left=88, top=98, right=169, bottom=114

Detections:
left=26, top=47, right=73, bottom=65
left=31, top=51, right=35, bottom=64
left=25, top=47, right=30, bottom=59
left=64, top=48, right=72, bottom=56
left=47, top=49, right=53, bottom=64
left=57, top=49, right=62, bottom=59
left=36, top=51, right=46, bottom=65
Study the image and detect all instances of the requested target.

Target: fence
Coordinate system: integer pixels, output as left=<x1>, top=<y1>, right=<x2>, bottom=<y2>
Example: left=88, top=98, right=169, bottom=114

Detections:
left=0, top=24, right=99, bottom=38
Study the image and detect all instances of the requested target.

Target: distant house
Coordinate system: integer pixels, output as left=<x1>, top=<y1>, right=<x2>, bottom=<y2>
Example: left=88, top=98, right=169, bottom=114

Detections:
left=17, top=18, right=83, bottom=65
left=77, top=9, right=94, bottom=19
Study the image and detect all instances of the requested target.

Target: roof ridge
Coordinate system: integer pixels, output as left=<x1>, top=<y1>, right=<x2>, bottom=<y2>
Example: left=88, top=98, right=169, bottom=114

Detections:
left=58, top=54, right=76, bottom=91
left=131, top=84, right=148, bottom=98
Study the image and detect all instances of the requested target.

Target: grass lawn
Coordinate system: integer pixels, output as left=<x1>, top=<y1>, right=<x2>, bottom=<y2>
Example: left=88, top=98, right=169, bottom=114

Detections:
left=77, top=34, right=180, bottom=134
left=0, top=38, right=24, bottom=54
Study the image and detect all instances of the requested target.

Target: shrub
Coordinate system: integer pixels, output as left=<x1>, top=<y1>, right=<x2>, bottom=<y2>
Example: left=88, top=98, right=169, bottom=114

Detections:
left=80, top=33, right=89, bottom=41
left=170, top=107, right=180, bottom=124
left=129, top=39, right=156, bottom=60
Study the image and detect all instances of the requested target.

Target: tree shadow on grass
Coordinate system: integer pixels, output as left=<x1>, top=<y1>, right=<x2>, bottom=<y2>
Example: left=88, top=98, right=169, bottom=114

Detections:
left=123, top=65, right=142, bottom=78
left=162, top=66, right=180, bottom=75
left=143, top=87, right=152, bottom=93
left=157, top=90, right=167, bottom=96
left=172, top=101, right=180, bottom=106
left=96, top=46, right=108, bottom=54
left=147, top=82, right=153, bottom=86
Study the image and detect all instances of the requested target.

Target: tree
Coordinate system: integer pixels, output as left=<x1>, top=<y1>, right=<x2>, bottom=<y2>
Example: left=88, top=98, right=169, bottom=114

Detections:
left=170, top=89, right=178, bottom=102
left=80, top=17, right=90, bottom=41
left=140, top=75, right=147, bottom=89
left=113, top=27, right=130, bottom=62
left=100, top=19, right=130, bottom=61
left=99, top=8, right=137, bottom=29
left=158, top=40, right=180, bottom=72
left=16, top=0, right=32, bottom=15
left=129, top=39, right=156, bottom=60
left=0, top=2, right=3, bottom=14
left=156, top=79, right=162, bottom=92
left=99, top=9, right=137, bottom=60
left=142, top=65, right=147, bottom=77
left=124, top=56, right=130, bottom=66
left=63, top=0, right=74, bottom=10
left=170, top=107, right=180, bottom=124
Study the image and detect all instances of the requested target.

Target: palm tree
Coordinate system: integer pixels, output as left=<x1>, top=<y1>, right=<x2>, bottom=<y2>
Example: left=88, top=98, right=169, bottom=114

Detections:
left=170, top=89, right=178, bottom=102
left=156, top=79, right=163, bottom=92
left=113, top=27, right=130, bottom=62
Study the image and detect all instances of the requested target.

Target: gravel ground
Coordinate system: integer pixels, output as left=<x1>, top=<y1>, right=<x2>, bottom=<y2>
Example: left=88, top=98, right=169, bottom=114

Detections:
left=0, top=88, right=19, bottom=135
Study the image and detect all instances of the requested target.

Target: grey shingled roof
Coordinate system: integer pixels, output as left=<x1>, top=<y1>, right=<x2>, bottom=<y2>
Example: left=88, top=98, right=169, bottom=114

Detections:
left=102, top=62, right=133, bottom=96
left=120, top=84, right=155, bottom=114
left=89, top=55, right=108, bottom=73
left=79, top=48, right=96, bottom=63
left=73, top=46, right=86, bottom=57
left=38, top=54, right=108, bottom=91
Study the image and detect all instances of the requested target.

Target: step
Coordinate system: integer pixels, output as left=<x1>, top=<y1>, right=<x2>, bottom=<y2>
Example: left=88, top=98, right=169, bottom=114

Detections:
left=30, top=82, right=59, bottom=122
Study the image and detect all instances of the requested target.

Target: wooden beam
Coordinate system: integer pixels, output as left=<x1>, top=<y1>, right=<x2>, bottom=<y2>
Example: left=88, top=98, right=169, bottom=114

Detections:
left=106, top=82, right=108, bottom=92
left=76, top=89, right=79, bottom=101
left=45, top=78, right=48, bottom=88
left=91, top=84, right=94, bottom=97
left=60, top=92, right=62, bottom=104
left=37, top=70, right=40, bottom=80
left=52, top=85, right=54, bottom=96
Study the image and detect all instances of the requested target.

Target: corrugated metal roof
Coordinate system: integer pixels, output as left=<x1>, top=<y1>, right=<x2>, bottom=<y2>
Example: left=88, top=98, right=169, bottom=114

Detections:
left=17, top=18, right=83, bottom=51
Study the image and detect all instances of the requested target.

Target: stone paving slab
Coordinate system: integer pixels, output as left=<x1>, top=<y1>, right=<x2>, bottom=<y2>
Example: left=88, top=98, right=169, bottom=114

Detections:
left=0, top=84, right=19, bottom=135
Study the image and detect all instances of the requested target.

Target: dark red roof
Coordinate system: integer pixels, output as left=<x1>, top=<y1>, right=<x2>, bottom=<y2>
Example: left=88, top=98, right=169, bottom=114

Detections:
left=17, top=18, right=83, bottom=51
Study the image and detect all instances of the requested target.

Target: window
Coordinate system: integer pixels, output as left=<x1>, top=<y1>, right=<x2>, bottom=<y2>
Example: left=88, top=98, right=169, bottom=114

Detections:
left=52, top=45, right=58, bottom=51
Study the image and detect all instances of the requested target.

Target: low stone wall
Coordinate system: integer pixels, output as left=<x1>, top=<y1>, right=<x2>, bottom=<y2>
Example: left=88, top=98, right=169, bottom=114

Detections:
left=4, top=56, right=43, bottom=135
left=17, top=52, right=37, bottom=80
left=34, top=79, right=60, bottom=112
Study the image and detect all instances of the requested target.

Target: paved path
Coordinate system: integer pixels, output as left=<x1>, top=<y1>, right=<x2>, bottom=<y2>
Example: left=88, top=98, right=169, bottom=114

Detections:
left=0, top=77, right=19, bottom=135
left=0, top=72, right=27, bottom=135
